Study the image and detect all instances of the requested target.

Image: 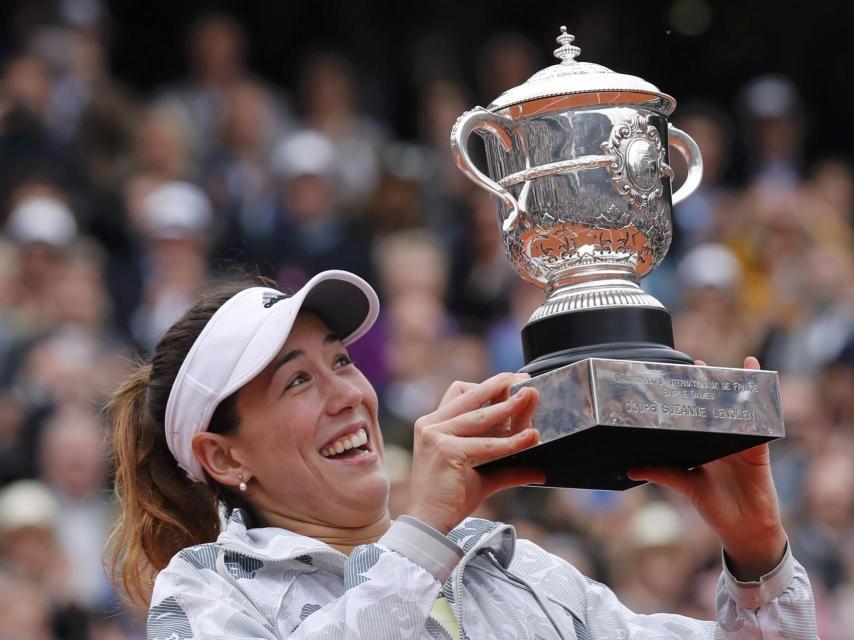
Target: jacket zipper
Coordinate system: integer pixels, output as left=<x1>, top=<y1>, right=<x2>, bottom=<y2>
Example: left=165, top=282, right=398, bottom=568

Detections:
left=449, top=522, right=516, bottom=638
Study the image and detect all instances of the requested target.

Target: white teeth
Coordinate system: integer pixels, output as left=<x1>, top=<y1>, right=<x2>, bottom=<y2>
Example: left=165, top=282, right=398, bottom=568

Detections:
left=320, top=428, right=368, bottom=457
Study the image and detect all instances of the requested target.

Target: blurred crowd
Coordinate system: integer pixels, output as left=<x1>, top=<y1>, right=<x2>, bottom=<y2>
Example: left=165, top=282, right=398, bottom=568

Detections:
left=0, top=3, right=851, bottom=640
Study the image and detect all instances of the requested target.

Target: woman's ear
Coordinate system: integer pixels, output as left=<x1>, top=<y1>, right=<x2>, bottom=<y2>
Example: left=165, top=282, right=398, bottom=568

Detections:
left=191, top=431, right=247, bottom=489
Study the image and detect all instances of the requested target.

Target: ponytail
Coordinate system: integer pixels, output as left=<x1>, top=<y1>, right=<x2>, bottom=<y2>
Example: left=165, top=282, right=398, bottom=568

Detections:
left=106, top=276, right=271, bottom=606
left=106, top=363, right=220, bottom=606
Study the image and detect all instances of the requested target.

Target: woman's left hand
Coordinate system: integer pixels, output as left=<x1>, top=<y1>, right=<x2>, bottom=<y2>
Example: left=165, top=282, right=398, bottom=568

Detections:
left=628, top=356, right=787, bottom=582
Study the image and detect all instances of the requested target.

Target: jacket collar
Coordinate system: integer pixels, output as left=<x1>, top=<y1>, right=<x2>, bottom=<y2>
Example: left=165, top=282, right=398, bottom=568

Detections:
left=218, top=509, right=517, bottom=569
left=448, top=517, right=517, bottom=569
left=216, top=509, right=347, bottom=569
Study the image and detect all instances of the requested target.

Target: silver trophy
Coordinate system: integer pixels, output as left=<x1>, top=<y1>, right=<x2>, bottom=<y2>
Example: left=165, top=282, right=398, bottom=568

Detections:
left=451, top=27, right=784, bottom=489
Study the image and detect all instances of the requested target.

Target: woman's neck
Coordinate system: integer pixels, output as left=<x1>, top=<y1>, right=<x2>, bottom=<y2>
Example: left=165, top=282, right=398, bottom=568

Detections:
left=256, top=508, right=392, bottom=555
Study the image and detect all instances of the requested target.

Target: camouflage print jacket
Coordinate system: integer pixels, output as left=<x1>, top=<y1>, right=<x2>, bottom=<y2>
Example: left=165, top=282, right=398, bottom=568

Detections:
left=147, top=509, right=817, bottom=639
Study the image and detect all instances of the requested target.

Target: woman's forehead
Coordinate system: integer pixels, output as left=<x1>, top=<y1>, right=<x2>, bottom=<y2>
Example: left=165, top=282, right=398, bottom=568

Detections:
left=268, top=312, right=341, bottom=364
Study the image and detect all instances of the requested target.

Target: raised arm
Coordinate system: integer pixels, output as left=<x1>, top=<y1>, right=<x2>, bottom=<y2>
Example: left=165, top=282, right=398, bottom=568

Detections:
left=628, top=357, right=787, bottom=580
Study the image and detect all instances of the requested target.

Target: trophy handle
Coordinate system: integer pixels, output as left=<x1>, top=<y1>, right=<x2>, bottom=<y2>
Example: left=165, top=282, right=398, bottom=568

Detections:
left=450, top=107, right=522, bottom=232
left=667, top=125, right=704, bottom=205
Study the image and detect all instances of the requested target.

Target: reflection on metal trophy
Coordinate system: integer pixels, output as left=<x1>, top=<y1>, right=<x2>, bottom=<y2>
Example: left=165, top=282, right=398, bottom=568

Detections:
left=451, top=27, right=784, bottom=489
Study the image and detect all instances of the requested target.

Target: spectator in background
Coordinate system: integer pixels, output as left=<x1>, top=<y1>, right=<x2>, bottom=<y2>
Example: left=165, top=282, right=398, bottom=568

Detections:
left=266, top=129, right=375, bottom=286
left=298, top=52, right=386, bottom=208
left=3, top=187, right=78, bottom=339
left=739, top=74, right=806, bottom=194
left=803, top=158, right=853, bottom=231
left=476, top=32, right=541, bottom=101
left=374, top=228, right=448, bottom=302
left=447, top=187, right=517, bottom=329
left=670, top=103, right=736, bottom=257
left=37, top=408, right=114, bottom=613
left=0, top=569, right=55, bottom=640
left=672, top=243, right=756, bottom=366
left=362, top=147, right=430, bottom=235
left=49, top=240, right=116, bottom=340
left=159, top=13, right=251, bottom=161
left=611, top=501, right=694, bottom=615
left=204, top=79, right=280, bottom=258
left=818, top=340, right=854, bottom=428
left=416, top=77, right=473, bottom=252
left=792, top=449, right=854, bottom=591
left=789, top=448, right=854, bottom=638
left=27, top=23, right=115, bottom=145
left=2, top=54, right=55, bottom=131
left=132, top=101, right=196, bottom=183
left=381, top=289, right=453, bottom=434
left=756, top=231, right=854, bottom=375
left=0, top=54, right=76, bottom=206
left=0, top=479, right=76, bottom=637
left=16, top=330, right=118, bottom=415
left=771, top=374, right=831, bottom=518
left=129, top=181, right=212, bottom=349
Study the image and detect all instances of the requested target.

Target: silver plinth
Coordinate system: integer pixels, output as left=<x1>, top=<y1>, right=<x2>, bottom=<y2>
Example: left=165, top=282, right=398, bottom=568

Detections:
left=477, top=359, right=785, bottom=490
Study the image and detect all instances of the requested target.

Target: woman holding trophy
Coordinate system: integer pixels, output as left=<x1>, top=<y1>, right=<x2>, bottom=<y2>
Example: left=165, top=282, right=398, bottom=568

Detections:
left=107, top=269, right=816, bottom=639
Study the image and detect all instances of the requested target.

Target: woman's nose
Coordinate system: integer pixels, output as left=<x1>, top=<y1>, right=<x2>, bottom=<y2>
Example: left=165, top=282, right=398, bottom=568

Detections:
left=325, top=373, right=363, bottom=414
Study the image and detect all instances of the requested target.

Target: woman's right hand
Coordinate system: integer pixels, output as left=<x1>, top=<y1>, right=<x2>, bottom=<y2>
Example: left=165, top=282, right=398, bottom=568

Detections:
left=405, top=372, right=543, bottom=535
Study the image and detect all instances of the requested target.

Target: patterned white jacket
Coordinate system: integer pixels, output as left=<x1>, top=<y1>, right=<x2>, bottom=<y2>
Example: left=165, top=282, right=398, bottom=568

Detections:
left=147, top=509, right=817, bottom=639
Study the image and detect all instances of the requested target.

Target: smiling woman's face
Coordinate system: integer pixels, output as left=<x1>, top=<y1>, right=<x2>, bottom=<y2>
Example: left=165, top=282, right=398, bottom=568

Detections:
left=228, top=312, right=389, bottom=528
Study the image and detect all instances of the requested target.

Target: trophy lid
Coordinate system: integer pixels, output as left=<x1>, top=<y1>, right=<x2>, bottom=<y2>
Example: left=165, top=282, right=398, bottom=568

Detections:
left=487, top=27, right=676, bottom=117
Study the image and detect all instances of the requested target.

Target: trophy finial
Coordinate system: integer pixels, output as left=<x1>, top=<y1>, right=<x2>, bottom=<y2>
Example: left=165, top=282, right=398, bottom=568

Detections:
left=553, top=25, right=581, bottom=64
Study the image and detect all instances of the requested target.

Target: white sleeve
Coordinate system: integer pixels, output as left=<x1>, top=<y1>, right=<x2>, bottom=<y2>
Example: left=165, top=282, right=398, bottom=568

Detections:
left=147, top=518, right=463, bottom=640
left=579, top=542, right=817, bottom=639
left=714, top=542, right=818, bottom=639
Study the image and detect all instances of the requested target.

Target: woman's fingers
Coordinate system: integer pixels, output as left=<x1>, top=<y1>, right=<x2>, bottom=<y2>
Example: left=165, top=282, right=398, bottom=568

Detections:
left=431, top=386, right=537, bottom=438
left=627, top=465, right=698, bottom=498
left=509, top=386, right=539, bottom=434
left=430, top=371, right=529, bottom=422
left=744, top=356, right=760, bottom=370
left=439, top=380, right=477, bottom=406
left=697, top=356, right=761, bottom=370
left=456, top=427, right=540, bottom=466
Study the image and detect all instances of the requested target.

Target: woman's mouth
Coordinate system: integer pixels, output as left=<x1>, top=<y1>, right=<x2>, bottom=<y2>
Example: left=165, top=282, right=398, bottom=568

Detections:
left=320, top=427, right=370, bottom=459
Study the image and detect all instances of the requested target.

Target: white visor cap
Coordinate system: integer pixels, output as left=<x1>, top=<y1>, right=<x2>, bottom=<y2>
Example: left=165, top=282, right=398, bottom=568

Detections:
left=164, top=270, right=380, bottom=483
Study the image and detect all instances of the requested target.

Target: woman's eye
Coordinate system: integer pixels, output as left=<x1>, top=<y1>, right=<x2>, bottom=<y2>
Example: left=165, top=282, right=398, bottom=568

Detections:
left=334, top=353, right=353, bottom=368
left=285, top=373, right=309, bottom=390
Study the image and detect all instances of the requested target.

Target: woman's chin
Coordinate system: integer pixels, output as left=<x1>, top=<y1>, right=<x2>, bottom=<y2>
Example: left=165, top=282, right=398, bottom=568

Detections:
left=337, top=474, right=390, bottom=515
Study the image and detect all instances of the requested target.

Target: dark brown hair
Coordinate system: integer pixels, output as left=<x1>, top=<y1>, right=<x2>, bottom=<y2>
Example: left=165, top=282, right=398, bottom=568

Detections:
left=106, top=276, right=273, bottom=606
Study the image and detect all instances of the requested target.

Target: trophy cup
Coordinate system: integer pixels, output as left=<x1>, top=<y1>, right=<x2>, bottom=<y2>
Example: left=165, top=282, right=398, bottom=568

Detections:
left=451, top=27, right=784, bottom=489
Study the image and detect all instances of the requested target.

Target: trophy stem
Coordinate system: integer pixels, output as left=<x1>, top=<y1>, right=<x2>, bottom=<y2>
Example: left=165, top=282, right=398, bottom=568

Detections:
left=531, top=272, right=664, bottom=324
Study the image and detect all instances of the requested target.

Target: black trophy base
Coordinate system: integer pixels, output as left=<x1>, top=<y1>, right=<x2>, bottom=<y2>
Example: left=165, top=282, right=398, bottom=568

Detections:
left=520, top=306, right=693, bottom=375
left=478, top=424, right=776, bottom=491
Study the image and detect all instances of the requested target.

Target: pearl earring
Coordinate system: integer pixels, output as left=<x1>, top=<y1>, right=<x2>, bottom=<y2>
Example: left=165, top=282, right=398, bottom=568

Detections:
left=238, top=474, right=247, bottom=492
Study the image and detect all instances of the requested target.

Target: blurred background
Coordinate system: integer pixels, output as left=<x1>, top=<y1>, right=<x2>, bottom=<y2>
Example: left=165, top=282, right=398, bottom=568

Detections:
left=0, top=0, right=851, bottom=638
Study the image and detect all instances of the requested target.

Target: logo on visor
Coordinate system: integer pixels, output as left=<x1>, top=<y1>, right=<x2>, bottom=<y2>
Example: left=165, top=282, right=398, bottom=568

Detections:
left=262, top=293, right=292, bottom=308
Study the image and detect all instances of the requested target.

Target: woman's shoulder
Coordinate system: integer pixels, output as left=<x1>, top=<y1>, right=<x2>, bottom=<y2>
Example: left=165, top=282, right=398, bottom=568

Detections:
left=152, top=541, right=228, bottom=597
